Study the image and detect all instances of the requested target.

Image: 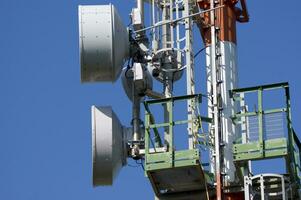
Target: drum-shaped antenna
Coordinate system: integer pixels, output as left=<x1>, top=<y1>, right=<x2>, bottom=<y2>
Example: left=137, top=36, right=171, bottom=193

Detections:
left=121, top=65, right=153, bottom=101
left=92, top=106, right=127, bottom=186
left=79, top=4, right=130, bottom=82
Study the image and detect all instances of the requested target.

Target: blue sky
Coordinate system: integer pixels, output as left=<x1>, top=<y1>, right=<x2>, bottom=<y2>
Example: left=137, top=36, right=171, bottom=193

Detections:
left=0, top=1, right=300, bottom=200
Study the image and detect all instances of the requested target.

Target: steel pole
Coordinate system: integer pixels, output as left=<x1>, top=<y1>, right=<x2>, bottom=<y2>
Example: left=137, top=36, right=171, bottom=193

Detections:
left=137, top=0, right=144, bottom=22
left=161, top=0, right=173, bottom=150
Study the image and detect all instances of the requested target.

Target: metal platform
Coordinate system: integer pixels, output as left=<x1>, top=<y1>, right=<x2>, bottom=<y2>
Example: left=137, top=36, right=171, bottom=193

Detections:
left=230, top=82, right=301, bottom=199
left=143, top=94, right=213, bottom=198
left=146, top=150, right=206, bottom=196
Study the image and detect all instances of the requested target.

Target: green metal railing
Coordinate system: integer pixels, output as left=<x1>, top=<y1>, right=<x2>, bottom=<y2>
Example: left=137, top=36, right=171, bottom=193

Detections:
left=231, top=82, right=301, bottom=188
left=143, top=94, right=211, bottom=172
left=292, top=129, right=301, bottom=186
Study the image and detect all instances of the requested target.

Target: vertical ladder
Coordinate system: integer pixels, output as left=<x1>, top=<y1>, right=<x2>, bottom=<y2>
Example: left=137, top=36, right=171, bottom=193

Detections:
left=183, top=0, right=197, bottom=149
left=209, top=0, right=223, bottom=199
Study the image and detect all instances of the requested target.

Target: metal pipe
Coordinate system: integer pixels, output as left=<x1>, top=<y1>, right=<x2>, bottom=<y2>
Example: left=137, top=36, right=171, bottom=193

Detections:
left=163, top=78, right=173, bottom=150
left=137, top=0, right=144, bottom=23
left=151, top=0, right=158, bottom=52
left=162, top=0, right=171, bottom=49
left=169, top=0, right=174, bottom=49
left=145, top=89, right=165, bottom=99
left=132, top=80, right=141, bottom=158
left=260, top=175, right=265, bottom=200
left=281, top=176, right=286, bottom=200
left=162, top=0, right=173, bottom=150
left=134, top=5, right=224, bottom=34
left=132, top=96, right=141, bottom=142
left=175, top=0, right=181, bottom=70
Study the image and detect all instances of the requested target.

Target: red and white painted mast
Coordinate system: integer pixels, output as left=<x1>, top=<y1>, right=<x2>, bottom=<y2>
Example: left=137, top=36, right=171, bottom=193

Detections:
left=197, top=0, right=249, bottom=198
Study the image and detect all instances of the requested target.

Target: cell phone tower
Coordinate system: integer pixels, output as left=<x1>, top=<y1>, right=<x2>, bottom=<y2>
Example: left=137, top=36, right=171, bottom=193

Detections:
left=78, top=1, right=301, bottom=199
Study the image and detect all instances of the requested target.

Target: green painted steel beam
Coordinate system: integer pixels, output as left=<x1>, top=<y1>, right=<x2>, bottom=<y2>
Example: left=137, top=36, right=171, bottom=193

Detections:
left=233, top=142, right=261, bottom=153
left=174, top=120, right=191, bottom=125
left=147, top=119, right=210, bottom=128
left=200, top=116, right=212, bottom=123
left=234, top=152, right=263, bottom=161
left=174, top=149, right=199, bottom=160
left=149, top=122, right=170, bottom=129
left=233, top=138, right=287, bottom=153
left=264, top=149, right=288, bottom=158
left=265, top=138, right=287, bottom=149
left=232, top=109, right=286, bottom=125
left=146, top=152, right=172, bottom=163
left=293, top=129, right=301, bottom=148
left=145, top=162, right=173, bottom=171
left=264, top=108, right=287, bottom=114
left=234, top=151, right=288, bottom=162
left=145, top=107, right=163, bottom=147
left=173, top=160, right=198, bottom=168
left=167, top=101, right=173, bottom=154
left=231, top=82, right=289, bottom=95
left=233, top=138, right=288, bottom=161
left=145, top=149, right=200, bottom=172
left=145, top=113, right=150, bottom=154
left=232, top=111, right=257, bottom=119
left=284, top=86, right=298, bottom=184
left=146, top=149, right=199, bottom=164
left=145, top=94, right=202, bottom=105
left=258, top=89, right=264, bottom=149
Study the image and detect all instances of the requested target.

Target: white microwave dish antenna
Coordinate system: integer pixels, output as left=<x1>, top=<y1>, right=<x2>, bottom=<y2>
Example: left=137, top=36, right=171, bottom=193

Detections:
left=79, top=4, right=130, bottom=83
left=92, top=106, right=128, bottom=186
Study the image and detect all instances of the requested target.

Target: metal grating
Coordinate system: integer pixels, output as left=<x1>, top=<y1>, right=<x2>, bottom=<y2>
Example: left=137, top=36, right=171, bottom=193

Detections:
left=247, top=112, right=287, bottom=142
